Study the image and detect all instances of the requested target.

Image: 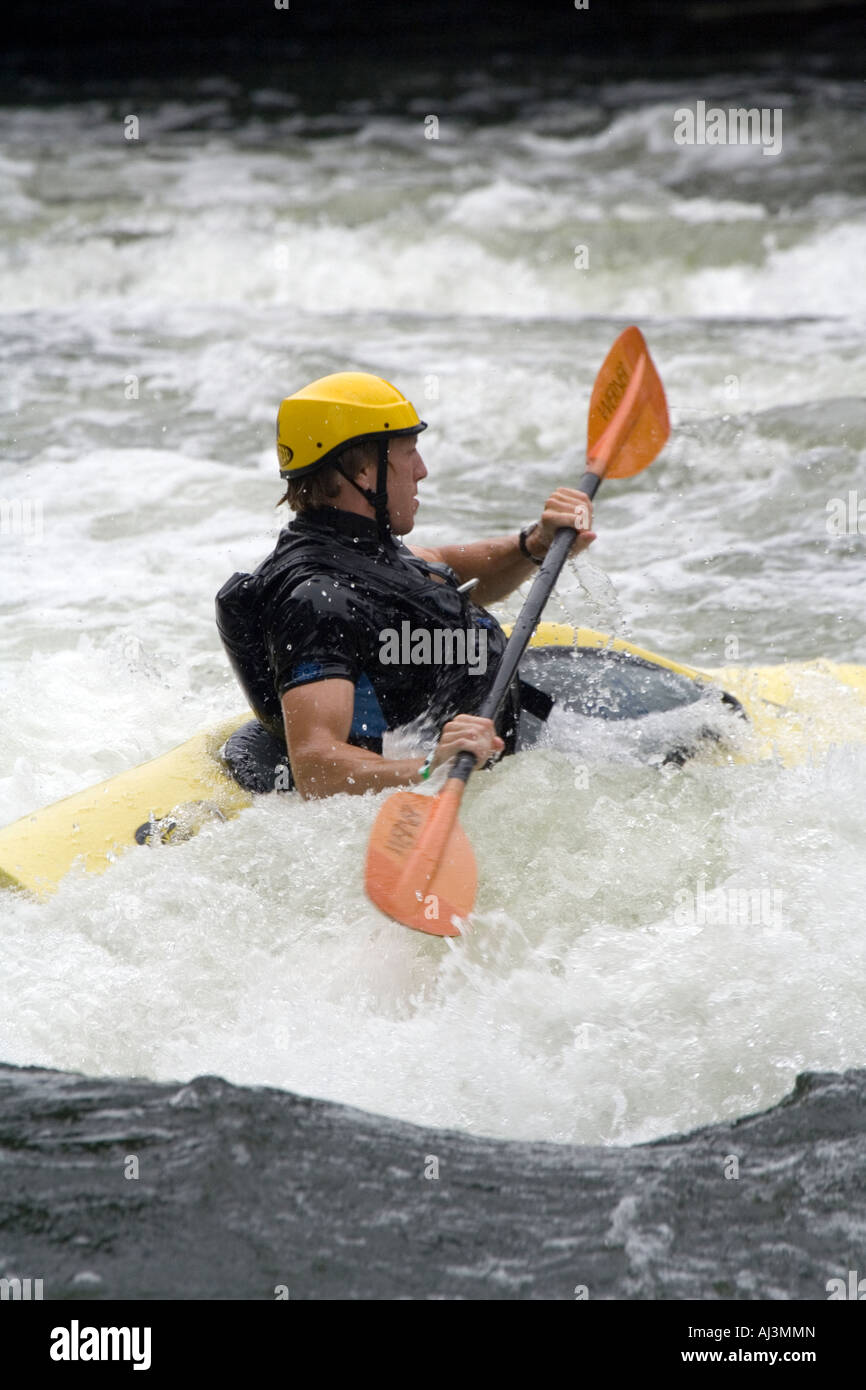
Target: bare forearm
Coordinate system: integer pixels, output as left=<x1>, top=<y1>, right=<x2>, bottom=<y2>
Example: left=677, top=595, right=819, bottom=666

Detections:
left=425, top=487, right=597, bottom=605
left=293, top=742, right=426, bottom=799
left=289, top=714, right=504, bottom=800
left=434, top=532, right=544, bottom=606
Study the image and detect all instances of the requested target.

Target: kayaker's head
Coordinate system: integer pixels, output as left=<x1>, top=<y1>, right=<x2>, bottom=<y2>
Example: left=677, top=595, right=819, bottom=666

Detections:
left=276, top=371, right=427, bottom=542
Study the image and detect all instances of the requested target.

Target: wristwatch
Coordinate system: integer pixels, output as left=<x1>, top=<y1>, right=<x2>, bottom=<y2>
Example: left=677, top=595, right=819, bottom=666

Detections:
left=519, top=523, right=543, bottom=564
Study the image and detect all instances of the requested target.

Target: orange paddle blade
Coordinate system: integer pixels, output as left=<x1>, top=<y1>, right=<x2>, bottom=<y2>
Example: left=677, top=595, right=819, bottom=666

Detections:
left=587, top=326, right=669, bottom=479
left=365, top=782, right=477, bottom=936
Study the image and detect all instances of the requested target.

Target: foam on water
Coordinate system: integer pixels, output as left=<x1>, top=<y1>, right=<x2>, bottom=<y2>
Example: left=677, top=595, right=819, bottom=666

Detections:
left=2, top=728, right=865, bottom=1146
left=2, top=94, right=866, bottom=320
left=2, top=76, right=866, bottom=1144
left=4, top=192, right=866, bottom=321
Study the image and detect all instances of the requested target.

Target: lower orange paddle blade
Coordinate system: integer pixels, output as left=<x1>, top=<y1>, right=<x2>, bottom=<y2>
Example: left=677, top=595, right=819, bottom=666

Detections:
left=587, top=326, right=669, bottom=479
left=365, top=786, right=477, bottom=936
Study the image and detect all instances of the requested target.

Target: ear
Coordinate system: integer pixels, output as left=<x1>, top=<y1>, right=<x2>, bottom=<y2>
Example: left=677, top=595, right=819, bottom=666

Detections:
left=356, top=457, right=379, bottom=486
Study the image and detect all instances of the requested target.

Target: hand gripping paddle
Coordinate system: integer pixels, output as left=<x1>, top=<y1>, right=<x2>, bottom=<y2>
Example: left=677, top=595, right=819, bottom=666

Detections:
left=365, top=327, right=670, bottom=935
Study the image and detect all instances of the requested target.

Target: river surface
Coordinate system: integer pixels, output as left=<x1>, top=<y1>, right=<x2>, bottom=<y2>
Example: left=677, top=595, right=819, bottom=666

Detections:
left=1, top=63, right=865, bottom=1148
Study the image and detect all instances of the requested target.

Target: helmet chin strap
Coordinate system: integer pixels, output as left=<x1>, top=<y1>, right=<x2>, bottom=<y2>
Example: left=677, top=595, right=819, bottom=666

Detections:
left=336, top=438, right=393, bottom=547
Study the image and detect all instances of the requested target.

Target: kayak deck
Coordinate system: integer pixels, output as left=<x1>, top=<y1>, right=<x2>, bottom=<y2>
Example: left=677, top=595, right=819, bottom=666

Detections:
left=0, top=717, right=253, bottom=898
left=2, top=624, right=865, bottom=898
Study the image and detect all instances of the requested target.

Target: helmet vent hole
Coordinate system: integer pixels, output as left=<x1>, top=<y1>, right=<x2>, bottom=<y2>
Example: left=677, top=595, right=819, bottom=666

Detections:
left=316, top=442, right=322, bottom=448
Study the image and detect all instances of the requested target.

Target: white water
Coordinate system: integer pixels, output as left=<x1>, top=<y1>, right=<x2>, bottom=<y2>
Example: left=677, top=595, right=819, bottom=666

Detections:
left=2, top=76, right=865, bottom=1144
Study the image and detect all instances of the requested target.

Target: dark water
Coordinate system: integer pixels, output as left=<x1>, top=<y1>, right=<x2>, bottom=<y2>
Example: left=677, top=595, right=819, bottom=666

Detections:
left=2, top=1062, right=865, bottom=1301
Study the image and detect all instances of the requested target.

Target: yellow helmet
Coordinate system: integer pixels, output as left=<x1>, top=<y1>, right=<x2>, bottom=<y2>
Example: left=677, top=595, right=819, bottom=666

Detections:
left=276, top=371, right=426, bottom=478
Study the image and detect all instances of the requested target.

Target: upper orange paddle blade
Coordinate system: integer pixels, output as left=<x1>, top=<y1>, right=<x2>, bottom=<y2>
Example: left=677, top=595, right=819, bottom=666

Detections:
left=364, top=325, right=670, bottom=936
left=365, top=782, right=477, bottom=936
left=587, top=326, right=669, bottom=479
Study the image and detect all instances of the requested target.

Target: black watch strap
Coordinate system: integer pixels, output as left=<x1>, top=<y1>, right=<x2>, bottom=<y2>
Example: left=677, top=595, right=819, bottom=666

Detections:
left=519, top=524, right=543, bottom=564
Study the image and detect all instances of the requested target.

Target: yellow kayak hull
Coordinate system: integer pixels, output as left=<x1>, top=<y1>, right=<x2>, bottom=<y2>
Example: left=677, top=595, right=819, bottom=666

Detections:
left=0, top=717, right=253, bottom=899
left=2, top=623, right=865, bottom=898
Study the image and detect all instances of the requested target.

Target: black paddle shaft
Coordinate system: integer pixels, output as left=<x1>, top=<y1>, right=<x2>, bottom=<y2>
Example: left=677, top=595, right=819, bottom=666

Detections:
left=449, top=470, right=601, bottom=784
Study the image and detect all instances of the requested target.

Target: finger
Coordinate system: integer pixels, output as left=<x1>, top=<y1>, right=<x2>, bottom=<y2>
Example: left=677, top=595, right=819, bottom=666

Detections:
left=541, top=508, right=593, bottom=533
left=442, top=715, right=492, bottom=736
left=458, top=717, right=498, bottom=737
left=451, top=729, right=501, bottom=758
left=440, top=729, right=494, bottom=755
left=547, top=488, right=591, bottom=508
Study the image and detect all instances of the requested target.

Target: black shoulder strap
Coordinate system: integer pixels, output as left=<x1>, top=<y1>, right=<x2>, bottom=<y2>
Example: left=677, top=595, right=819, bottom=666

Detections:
left=518, top=678, right=554, bottom=722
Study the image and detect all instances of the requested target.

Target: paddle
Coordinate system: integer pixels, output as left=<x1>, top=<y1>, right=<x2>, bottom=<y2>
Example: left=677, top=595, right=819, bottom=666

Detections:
left=365, top=327, right=670, bottom=937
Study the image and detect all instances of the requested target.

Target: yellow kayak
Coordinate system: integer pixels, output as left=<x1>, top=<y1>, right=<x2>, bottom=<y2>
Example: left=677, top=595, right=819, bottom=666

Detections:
left=2, top=622, right=865, bottom=898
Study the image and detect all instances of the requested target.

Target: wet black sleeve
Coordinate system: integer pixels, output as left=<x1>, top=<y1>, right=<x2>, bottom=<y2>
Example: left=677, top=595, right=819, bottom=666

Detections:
left=265, top=574, right=364, bottom=697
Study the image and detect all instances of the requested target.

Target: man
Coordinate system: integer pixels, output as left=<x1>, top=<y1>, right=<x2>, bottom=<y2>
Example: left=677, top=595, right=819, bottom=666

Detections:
left=216, top=371, right=595, bottom=798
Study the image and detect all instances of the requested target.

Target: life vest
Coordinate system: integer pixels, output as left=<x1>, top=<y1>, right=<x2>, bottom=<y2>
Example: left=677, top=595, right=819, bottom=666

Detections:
left=215, top=507, right=522, bottom=765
